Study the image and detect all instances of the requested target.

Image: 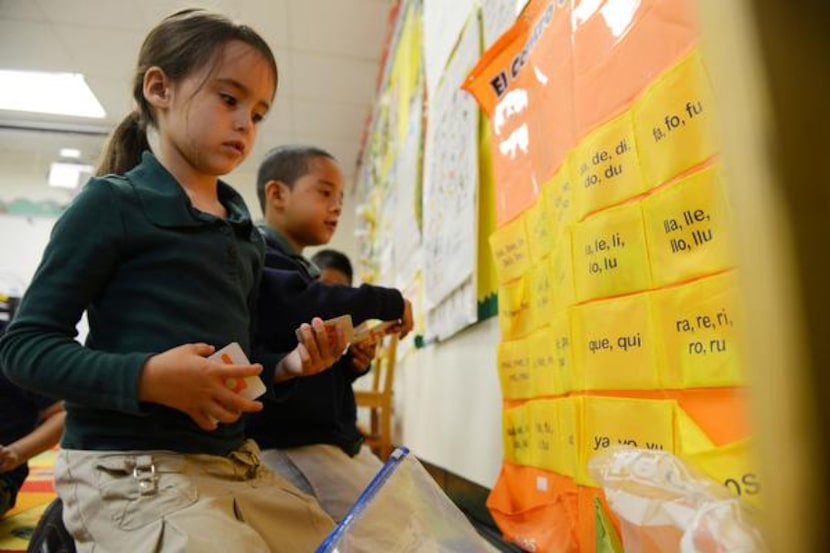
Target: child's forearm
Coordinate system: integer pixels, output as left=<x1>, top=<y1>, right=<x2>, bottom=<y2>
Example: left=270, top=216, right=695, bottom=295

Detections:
left=2, top=411, right=66, bottom=470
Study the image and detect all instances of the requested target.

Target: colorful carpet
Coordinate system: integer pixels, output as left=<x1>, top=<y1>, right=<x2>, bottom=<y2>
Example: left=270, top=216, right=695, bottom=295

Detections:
left=0, top=448, right=57, bottom=553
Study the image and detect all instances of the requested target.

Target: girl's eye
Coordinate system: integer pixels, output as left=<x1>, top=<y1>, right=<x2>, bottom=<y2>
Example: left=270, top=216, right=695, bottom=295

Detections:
left=252, top=113, right=265, bottom=124
left=220, top=93, right=237, bottom=106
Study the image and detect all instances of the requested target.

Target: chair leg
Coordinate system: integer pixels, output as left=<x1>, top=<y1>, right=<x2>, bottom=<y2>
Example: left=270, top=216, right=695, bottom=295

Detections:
left=380, top=406, right=392, bottom=460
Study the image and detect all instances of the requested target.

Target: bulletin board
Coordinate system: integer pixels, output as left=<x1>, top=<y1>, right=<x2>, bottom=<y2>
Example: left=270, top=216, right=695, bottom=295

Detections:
left=463, top=0, right=757, bottom=551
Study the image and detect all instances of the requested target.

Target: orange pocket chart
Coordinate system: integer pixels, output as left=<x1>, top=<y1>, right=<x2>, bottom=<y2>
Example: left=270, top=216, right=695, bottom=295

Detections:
left=642, top=164, right=736, bottom=287
left=651, top=271, right=744, bottom=388
left=633, top=49, right=718, bottom=188
left=571, top=292, right=659, bottom=391
left=571, top=201, right=651, bottom=302
left=571, top=110, right=646, bottom=219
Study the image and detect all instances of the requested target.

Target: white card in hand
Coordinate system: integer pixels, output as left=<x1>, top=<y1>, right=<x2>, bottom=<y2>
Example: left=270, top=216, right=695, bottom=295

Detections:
left=209, top=342, right=267, bottom=400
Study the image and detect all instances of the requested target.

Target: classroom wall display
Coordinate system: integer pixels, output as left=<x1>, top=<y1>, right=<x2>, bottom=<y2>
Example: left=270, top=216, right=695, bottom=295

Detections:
left=464, top=0, right=757, bottom=550
left=356, top=0, right=501, bottom=345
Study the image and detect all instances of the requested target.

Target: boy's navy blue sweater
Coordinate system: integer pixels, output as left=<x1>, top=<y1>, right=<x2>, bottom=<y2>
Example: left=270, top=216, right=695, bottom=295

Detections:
left=246, top=227, right=404, bottom=455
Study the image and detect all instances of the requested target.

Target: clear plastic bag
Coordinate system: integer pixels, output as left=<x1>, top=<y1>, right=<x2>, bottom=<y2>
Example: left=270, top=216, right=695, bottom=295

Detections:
left=588, top=446, right=767, bottom=553
left=316, top=447, right=495, bottom=552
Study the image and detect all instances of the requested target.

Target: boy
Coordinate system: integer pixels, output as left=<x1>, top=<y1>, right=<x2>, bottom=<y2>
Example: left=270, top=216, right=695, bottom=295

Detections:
left=247, top=145, right=412, bottom=522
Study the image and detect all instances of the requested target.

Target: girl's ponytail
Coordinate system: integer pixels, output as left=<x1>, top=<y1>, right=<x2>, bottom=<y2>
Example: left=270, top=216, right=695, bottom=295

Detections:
left=95, top=111, right=149, bottom=176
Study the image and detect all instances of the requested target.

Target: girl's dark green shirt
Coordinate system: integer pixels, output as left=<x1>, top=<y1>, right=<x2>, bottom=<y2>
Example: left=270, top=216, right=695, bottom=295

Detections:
left=0, top=152, right=270, bottom=455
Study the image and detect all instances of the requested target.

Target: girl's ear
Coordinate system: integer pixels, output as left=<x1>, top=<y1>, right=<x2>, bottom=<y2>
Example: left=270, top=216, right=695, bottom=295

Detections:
left=143, top=66, right=171, bottom=109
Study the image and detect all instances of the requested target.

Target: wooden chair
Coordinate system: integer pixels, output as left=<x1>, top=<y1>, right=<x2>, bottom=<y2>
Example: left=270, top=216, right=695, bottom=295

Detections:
left=354, top=334, right=398, bottom=460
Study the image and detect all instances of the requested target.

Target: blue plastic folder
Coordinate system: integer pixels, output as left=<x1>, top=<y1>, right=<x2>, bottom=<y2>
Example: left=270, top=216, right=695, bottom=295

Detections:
left=316, top=447, right=493, bottom=552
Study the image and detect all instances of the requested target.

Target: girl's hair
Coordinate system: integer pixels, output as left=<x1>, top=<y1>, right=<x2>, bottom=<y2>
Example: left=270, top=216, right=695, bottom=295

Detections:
left=97, top=9, right=278, bottom=176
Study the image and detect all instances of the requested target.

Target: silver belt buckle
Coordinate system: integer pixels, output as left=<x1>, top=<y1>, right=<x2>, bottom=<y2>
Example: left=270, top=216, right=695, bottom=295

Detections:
left=131, top=455, right=158, bottom=495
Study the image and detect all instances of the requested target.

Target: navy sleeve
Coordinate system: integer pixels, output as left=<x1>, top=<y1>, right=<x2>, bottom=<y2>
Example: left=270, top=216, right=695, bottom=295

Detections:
left=256, top=267, right=404, bottom=354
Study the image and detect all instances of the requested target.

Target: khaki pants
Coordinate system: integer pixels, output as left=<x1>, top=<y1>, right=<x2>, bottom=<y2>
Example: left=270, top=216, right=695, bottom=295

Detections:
left=55, top=440, right=334, bottom=553
left=261, top=445, right=383, bottom=522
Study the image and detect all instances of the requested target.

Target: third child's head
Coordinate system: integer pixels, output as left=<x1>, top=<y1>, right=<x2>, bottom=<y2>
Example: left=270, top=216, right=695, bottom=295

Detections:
left=311, top=249, right=353, bottom=286
left=257, top=145, right=344, bottom=252
left=99, top=9, right=278, bottom=181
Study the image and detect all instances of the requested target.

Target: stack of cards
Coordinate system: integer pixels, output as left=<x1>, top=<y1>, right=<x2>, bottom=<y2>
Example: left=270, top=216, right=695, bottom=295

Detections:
left=353, top=319, right=397, bottom=343
left=209, top=342, right=267, bottom=400
left=294, top=315, right=399, bottom=350
left=295, top=314, right=354, bottom=351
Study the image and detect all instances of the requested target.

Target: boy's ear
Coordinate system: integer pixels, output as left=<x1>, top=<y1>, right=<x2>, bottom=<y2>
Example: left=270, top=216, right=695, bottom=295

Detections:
left=143, top=66, right=172, bottom=108
left=265, top=179, right=291, bottom=207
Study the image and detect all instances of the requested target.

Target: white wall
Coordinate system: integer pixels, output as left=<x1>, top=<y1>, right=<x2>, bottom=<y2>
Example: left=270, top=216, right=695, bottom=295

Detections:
left=396, top=317, right=503, bottom=488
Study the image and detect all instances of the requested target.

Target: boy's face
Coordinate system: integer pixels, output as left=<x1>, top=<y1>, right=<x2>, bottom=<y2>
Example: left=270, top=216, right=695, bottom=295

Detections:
left=278, top=156, right=344, bottom=249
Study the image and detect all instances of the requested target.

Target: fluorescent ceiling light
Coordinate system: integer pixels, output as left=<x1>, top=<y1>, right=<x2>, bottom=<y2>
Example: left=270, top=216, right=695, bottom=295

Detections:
left=59, top=148, right=82, bottom=159
left=0, top=69, right=106, bottom=118
left=48, top=161, right=93, bottom=189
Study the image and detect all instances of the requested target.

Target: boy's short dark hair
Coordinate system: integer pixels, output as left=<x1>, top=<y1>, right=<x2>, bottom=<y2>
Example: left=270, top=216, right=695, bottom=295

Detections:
left=311, top=249, right=353, bottom=285
left=256, top=145, right=335, bottom=214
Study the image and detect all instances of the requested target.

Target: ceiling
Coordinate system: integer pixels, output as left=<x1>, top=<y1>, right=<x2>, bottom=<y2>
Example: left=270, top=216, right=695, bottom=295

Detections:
left=0, top=0, right=394, bottom=183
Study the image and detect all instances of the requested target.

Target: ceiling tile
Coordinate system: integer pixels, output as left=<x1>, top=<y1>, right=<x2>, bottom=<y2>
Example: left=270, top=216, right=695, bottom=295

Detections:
left=36, top=0, right=145, bottom=31
left=288, top=0, right=393, bottom=59
left=0, top=0, right=46, bottom=21
left=0, top=20, right=74, bottom=70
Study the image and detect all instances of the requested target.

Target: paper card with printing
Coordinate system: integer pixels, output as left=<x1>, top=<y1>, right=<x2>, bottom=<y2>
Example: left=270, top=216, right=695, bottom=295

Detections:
left=353, top=320, right=398, bottom=343
left=295, top=314, right=354, bottom=351
left=210, top=342, right=267, bottom=400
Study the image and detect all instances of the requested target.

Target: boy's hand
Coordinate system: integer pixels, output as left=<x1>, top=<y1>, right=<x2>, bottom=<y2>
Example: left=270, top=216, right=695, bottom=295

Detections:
left=0, top=444, right=21, bottom=473
left=387, top=298, right=414, bottom=339
left=277, top=317, right=347, bottom=381
left=138, top=343, right=264, bottom=431
left=350, top=339, right=377, bottom=373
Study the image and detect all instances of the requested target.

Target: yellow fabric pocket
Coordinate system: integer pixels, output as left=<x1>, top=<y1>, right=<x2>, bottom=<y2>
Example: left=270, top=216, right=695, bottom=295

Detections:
left=578, top=396, right=675, bottom=486
left=526, top=193, right=553, bottom=264
left=528, top=259, right=555, bottom=331
left=499, top=276, right=533, bottom=340
left=490, top=214, right=531, bottom=285
left=550, top=239, right=576, bottom=312
left=503, top=403, right=532, bottom=467
left=572, top=110, right=646, bottom=219
left=543, top=157, right=576, bottom=248
left=651, top=272, right=744, bottom=388
left=642, top=165, right=736, bottom=287
left=571, top=293, right=659, bottom=391
left=633, top=49, right=718, bottom=188
left=572, top=202, right=652, bottom=302
left=498, top=336, right=534, bottom=400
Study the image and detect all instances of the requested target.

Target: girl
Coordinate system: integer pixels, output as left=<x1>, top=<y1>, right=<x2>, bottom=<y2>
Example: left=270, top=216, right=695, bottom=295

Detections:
left=0, top=9, right=344, bottom=553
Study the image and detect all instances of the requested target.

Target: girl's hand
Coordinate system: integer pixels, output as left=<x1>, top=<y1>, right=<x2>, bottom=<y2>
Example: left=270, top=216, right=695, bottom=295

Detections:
left=138, top=343, right=264, bottom=431
left=276, top=317, right=347, bottom=382
left=350, top=339, right=377, bottom=373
